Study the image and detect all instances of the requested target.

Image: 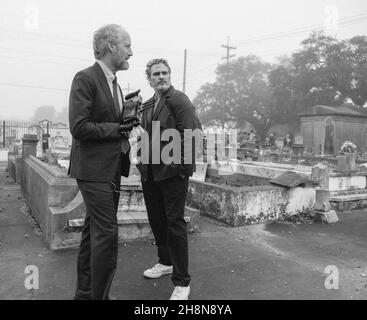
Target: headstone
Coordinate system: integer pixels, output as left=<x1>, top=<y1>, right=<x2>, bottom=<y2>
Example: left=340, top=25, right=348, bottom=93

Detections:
left=275, top=138, right=284, bottom=149
left=336, top=155, right=348, bottom=172
left=22, top=134, right=39, bottom=158
left=314, top=189, right=330, bottom=212
left=294, top=134, right=303, bottom=145
left=311, top=163, right=329, bottom=189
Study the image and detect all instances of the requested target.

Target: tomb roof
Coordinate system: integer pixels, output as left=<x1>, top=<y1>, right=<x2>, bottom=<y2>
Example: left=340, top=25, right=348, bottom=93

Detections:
left=299, top=105, right=367, bottom=118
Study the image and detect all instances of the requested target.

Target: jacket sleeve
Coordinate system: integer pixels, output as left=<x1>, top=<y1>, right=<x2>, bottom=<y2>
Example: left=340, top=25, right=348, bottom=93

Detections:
left=169, top=92, right=197, bottom=172
left=69, top=72, right=121, bottom=141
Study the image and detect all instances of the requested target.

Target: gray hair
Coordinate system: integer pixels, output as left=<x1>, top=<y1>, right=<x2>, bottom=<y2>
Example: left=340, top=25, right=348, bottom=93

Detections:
left=145, top=58, right=171, bottom=79
left=93, top=24, right=125, bottom=60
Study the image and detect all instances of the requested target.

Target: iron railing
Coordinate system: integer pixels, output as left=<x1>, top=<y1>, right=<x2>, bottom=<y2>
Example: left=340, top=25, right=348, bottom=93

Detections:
left=0, top=120, right=71, bottom=150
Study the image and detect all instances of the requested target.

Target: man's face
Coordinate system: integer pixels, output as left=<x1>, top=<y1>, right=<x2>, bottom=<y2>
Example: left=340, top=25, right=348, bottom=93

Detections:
left=148, top=63, right=171, bottom=94
left=111, top=31, right=133, bottom=71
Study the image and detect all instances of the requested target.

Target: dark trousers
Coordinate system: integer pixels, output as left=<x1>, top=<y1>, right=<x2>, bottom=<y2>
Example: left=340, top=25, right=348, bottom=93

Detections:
left=142, top=169, right=191, bottom=287
left=74, top=171, right=121, bottom=300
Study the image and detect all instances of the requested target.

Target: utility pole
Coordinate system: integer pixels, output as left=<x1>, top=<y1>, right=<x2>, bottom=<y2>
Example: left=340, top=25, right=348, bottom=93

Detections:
left=221, top=36, right=236, bottom=130
left=183, top=49, right=187, bottom=93
left=123, top=83, right=131, bottom=94
left=221, top=36, right=236, bottom=67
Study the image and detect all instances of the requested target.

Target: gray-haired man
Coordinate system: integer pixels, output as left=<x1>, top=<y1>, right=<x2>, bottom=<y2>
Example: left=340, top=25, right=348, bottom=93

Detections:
left=68, top=24, right=138, bottom=300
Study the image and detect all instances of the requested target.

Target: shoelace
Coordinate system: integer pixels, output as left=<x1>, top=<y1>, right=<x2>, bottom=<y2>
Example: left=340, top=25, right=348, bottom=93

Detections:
left=172, top=287, right=184, bottom=296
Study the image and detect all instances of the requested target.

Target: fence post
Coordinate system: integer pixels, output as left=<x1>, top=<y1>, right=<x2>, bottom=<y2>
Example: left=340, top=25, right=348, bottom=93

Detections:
left=2, top=121, right=5, bottom=147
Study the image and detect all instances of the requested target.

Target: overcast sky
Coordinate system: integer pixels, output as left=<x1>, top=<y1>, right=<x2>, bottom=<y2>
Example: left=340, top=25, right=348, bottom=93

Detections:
left=0, top=0, right=366, bottom=120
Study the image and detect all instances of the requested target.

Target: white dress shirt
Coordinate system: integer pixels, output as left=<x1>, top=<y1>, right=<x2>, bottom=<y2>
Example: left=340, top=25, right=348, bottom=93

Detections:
left=96, top=60, right=123, bottom=113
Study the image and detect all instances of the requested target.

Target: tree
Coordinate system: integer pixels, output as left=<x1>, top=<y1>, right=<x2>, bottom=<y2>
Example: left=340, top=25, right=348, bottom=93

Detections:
left=30, top=105, right=57, bottom=122
left=194, top=55, right=280, bottom=140
left=56, top=107, right=68, bottom=123
left=194, top=32, right=367, bottom=141
left=269, top=32, right=367, bottom=113
left=30, top=105, right=68, bottom=123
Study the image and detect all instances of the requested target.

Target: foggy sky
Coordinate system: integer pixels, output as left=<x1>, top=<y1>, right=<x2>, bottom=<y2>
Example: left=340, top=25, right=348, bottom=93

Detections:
left=0, top=0, right=366, bottom=120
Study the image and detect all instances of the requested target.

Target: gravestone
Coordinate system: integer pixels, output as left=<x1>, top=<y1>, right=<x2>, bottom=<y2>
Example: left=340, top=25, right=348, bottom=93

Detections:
left=314, top=189, right=331, bottom=212
left=294, top=134, right=303, bottom=145
left=275, top=138, right=284, bottom=149
left=311, top=163, right=329, bottom=189
left=336, top=154, right=357, bottom=172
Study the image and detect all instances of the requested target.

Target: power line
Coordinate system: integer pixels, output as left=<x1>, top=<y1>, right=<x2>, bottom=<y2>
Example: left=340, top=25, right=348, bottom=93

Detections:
left=0, top=54, right=85, bottom=67
left=237, top=13, right=367, bottom=46
left=0, top=46, right=90, bottom=62
left=0, top=26, right=90, bottom=45
left=0, top=82, right=68, bottom=92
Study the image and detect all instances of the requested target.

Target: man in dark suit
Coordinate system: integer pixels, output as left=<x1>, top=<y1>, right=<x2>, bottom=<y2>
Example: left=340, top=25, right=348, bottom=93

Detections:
left=136, top=58, right=197, bottom=300
left=68, top=24, right=139, bottom=300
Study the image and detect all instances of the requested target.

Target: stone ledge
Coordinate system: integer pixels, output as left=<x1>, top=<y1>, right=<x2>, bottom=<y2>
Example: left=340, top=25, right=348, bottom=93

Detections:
left=330, top=193, right=367, bottom=202
left=330, top=189, right=367, bottom=196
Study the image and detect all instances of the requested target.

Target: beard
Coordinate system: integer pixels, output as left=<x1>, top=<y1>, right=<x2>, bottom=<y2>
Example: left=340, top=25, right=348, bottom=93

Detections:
left=115, top=58, right=129, bottom=71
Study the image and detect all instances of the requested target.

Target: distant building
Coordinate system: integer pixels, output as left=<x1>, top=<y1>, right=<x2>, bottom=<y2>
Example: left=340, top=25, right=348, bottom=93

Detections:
left=299, top=105, right=367, bottom=155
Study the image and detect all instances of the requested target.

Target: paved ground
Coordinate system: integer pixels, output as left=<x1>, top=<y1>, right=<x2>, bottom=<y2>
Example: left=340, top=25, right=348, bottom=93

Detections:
left=1, top=160, right=367, bottom=300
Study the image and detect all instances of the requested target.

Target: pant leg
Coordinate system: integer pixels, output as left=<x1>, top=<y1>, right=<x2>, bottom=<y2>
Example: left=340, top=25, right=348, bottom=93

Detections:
left=141, top=173, right=172, bottom=266
left=74, top=181, right=93, bottom=300
left=158, top=175, right=191, bottom=287
left=76, top=180, right=119, bottom=300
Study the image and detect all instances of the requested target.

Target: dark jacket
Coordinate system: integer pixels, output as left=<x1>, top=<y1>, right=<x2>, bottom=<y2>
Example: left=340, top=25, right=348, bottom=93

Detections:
left=68, top=62, right=130, bottom=181
left=136, top=86, right=196, bottom=182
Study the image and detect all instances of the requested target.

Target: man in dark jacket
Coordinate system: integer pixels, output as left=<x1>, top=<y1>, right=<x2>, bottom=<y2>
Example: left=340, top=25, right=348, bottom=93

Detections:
left=136, top=58, right=197, bottom=300
left=68, top=24, right=138, bottom=300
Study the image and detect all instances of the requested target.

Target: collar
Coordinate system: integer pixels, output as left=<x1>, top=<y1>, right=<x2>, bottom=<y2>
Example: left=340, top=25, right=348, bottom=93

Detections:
left=96, top=60, right=115, bottom=82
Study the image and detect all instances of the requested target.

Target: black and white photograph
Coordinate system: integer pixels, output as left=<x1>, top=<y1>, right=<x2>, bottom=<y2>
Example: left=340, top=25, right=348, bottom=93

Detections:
left=1, top=0, right=367, bottom=307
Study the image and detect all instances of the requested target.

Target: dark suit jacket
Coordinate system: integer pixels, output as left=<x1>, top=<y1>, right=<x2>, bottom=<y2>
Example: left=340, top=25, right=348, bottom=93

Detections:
left=68, top=62, right=130, bottom=181
left=136, top=85, right=196, bottom=182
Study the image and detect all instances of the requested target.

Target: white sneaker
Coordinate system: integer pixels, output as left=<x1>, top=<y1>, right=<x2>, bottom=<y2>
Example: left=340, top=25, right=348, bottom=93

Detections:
left=143, top=263, right=173, bottom=279
left=169, top=286, right=190, bottom=300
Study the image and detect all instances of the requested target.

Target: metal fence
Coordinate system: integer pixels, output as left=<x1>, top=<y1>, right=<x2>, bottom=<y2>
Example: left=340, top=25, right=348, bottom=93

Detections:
left=1, top=120, right=72, bottom=150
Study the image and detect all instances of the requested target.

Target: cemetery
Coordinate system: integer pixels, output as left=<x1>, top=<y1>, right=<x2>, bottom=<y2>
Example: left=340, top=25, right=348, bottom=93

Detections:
left=5, top=104, right=367, bottom=250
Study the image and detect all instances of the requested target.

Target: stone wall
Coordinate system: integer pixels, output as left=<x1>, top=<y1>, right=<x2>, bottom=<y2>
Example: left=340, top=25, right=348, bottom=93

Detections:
left=22, top=155, right=79, bottom=249
left=186, top=179, right=316, bottom=226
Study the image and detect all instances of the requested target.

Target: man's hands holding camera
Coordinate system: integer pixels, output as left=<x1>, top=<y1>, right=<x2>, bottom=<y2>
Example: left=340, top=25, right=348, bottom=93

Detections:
left=119, top=118, right=140, bottom=132
left=119, top=89, right=142, bottom=133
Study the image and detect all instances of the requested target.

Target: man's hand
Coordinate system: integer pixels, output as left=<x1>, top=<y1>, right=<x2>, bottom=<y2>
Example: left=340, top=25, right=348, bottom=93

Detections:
left=124, top=90, right=143, bottom=116
left=119, top=120, right=140, bottom=132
